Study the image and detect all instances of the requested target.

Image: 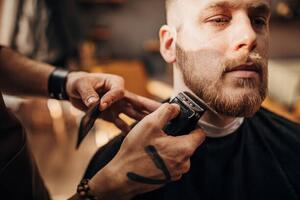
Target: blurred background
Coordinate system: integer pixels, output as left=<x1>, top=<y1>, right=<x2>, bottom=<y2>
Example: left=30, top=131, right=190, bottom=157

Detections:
left=0, top=0, right=300, bottom=199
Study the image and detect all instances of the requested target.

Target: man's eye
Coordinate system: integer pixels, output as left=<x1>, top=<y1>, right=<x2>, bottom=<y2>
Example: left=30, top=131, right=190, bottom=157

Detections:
left=252, top=17, right=267, bottom=28
left=209, top=17, right=230, bottom=26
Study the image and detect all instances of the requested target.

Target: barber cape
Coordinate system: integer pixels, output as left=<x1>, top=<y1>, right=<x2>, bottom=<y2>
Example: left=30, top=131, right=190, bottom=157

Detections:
left=0, top=92, right=50, bottom=200
left=84, top=107, right=300, bottom=200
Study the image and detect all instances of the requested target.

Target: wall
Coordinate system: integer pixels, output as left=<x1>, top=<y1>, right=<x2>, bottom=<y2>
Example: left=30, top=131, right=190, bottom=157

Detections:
left=79, top=0, right=166, bottom=59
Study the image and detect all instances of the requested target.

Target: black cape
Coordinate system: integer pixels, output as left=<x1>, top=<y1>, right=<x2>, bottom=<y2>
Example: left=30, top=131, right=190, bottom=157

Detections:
left=84, top=108, right=300, bottom=200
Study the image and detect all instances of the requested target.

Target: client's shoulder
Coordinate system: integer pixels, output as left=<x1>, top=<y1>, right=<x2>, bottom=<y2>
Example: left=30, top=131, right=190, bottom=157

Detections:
left=248, top=107, right=300, bottom=142
left=256, top=107, right=300, bottom=129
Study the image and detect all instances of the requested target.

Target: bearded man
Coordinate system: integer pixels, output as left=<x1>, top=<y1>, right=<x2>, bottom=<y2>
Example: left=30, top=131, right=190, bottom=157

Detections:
left=82, top=0, right=300, bottom=199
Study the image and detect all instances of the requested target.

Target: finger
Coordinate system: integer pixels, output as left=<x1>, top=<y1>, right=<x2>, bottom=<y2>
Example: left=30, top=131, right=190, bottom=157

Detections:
left=69, top=98, right=88, bottom=111
left=175, top=128, right=206, bottom=156
left=124, top=91, right=161, bottom=113
left=122, top=106, right=147, bottom=121
left=114, top=117, right=131, bottom=133
left=144, top=103, right=180, bottom=130
left=99, top=75, right=125, bottom=110
left=181, top=160, right=191, bottom=174
left=172, top=174, right=183, bottom=181
left=100, top=88, right=125, bottom=111
left=76, top=81, right=100, bottom=107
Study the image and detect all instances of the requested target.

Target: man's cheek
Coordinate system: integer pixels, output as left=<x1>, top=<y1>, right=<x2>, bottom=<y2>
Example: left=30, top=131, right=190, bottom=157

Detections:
left=257, top=35, right=269, bottom=56
left=192, top=49, right=225, bottom=70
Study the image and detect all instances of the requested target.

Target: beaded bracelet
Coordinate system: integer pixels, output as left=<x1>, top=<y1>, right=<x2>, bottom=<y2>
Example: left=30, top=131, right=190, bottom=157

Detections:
left=77, top=179, right=97, bottom=200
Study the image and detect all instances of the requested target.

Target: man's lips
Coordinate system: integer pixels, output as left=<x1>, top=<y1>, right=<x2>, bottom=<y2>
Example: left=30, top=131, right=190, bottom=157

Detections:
left=224, top=63, right=261, bottom=78
left=225, top=63, right=261, bottom=73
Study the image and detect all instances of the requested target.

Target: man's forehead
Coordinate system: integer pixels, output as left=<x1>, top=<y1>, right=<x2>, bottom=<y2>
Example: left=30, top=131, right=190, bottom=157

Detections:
left=171, top=0, right=271, bottom=10
left=167, top=0, right=271, bottom=22
left=201, top=0, right=271, bottom=10
left=167, top=0, right=271, bottom=28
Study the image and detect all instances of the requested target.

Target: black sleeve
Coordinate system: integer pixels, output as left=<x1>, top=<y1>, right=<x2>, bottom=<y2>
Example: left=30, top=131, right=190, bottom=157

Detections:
left=83, top=134, right=125, bottom=179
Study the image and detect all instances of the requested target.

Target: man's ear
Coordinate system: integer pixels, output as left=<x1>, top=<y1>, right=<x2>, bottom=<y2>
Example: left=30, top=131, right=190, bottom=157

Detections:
left=159, top=25, right=177, bottom=64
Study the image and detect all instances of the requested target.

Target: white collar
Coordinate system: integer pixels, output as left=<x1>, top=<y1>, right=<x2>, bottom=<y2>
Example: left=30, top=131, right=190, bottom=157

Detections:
left=197, top=117, right=244, bottom=138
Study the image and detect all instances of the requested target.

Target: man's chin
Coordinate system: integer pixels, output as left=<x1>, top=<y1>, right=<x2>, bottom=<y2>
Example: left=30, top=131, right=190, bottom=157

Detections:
left=217, top=106, right=261, bottom=118
left=226, top=86, right=261, bottom=94
left=211, top=91, right=264, bottom=118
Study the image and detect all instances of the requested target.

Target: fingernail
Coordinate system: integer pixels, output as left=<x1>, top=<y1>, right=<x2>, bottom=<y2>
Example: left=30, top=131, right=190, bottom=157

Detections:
left=170, top=103, right=180, bottom=116
left=87, top=96, right=98, bottom=105
left=171, top=103, right=180, bottom=110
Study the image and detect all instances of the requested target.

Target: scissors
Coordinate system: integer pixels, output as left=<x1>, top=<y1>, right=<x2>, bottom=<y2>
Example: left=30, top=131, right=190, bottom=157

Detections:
left=76, top=101, right=101, bottom=149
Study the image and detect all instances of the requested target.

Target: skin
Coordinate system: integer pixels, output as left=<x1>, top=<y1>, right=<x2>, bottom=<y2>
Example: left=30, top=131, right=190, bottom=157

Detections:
left=160, top=0, right=271, bottom=127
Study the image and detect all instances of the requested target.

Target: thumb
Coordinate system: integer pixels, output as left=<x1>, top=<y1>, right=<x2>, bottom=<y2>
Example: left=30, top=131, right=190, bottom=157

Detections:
left=176, top=128, right=206, bottom=155
left=77, top=81, right=100, bottom=107
left=146, top=103, right=180, bottom=130
left=132, top=103, right=180, bottom=138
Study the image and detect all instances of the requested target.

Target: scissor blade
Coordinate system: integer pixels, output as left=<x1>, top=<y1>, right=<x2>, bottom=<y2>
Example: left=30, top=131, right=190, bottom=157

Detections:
left=76, top=102, right=101, bottom=149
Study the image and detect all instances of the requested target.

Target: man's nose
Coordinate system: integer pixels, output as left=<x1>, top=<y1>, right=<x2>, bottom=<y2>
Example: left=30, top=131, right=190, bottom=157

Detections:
left=232, top=16, right=257, bottom=53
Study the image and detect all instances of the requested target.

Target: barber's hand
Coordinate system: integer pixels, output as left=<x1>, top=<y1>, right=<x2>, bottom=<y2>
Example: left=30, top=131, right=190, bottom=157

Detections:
left=89, top=103, right=206, bottom=200
left=100, top=90, right=161, bottom=133
left=66, top=72, right=161, bottom=132
left=66, top=71, right=125, bottom=110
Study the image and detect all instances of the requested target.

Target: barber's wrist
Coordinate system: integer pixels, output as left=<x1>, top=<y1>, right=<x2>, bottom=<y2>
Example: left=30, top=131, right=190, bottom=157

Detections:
left=48, top=68, right=69, bottom=100
left=89, top=166, right=118, bottom=200
left=89, top=165, right=131, bottom=200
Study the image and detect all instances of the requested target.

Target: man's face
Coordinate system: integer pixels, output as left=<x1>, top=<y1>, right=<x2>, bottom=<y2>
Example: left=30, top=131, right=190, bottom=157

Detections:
left=173, top=0, right=271, bottom=117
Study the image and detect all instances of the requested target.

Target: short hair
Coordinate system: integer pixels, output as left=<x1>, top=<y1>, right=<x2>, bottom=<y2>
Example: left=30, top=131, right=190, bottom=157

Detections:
left=165, top=0, right=175, bottom=11
left=165, top=0, right=171, bottom=8
left=165, top=0, right=176, bottom=23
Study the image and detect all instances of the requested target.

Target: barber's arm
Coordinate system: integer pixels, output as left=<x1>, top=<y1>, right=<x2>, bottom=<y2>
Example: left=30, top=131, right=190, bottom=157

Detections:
left=0, top=46, right=126, bottom=108
left=0, top=46, right=54, bottom=97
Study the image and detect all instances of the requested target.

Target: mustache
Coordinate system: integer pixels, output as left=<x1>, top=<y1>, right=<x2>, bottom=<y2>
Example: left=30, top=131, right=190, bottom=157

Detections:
left=224, top=52, right=265, bottom=73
